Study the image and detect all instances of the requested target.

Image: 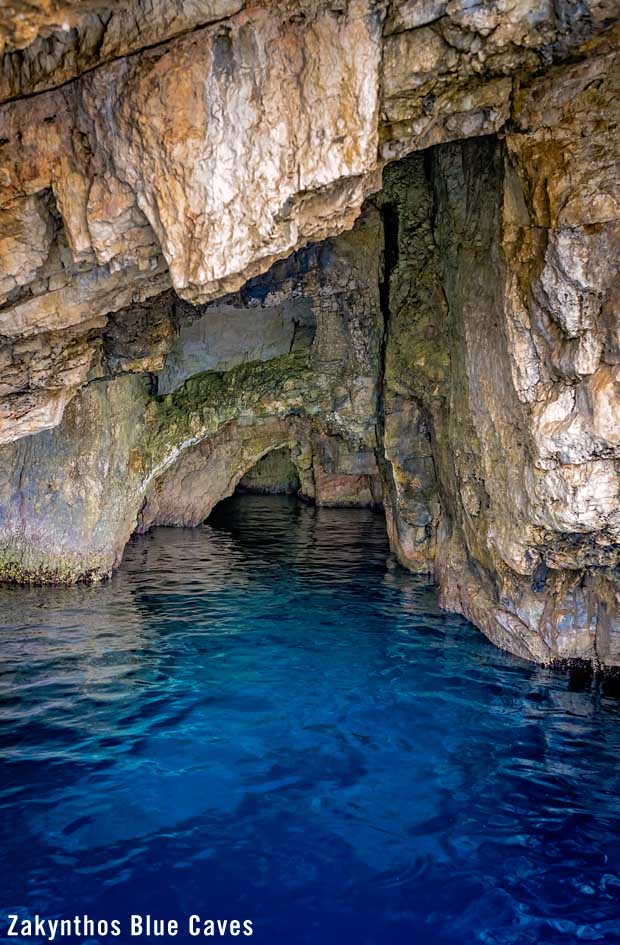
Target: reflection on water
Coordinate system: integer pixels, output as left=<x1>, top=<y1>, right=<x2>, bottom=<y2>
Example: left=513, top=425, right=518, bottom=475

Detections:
left=1, top=496, right=620, bottom=945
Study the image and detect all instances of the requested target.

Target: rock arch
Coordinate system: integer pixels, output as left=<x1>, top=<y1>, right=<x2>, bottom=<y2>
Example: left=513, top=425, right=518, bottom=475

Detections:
left=136, top=416, right=312, bottom=532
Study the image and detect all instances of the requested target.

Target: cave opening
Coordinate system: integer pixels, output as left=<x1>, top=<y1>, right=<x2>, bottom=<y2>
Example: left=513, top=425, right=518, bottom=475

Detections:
left=2, top=4, right=620, bottom=941
left=236, top=447, right=302, bottom=497
left=204, top=445, right=306, bottom=529
left=3, top=128, right=618, bottom=671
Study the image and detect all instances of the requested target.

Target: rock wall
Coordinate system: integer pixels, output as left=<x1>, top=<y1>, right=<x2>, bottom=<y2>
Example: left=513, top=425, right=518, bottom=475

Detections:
left=0, top=0, right=385, bottom=444
left=380, top=39, right=620, bottom=666
left=0, top=0, right=616, bottom=446
left=0, top=1, right=619, bottom=668
left=238, top=449, right=301, bottom=496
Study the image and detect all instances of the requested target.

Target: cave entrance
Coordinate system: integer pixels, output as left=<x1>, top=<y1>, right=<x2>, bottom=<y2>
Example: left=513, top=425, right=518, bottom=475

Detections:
left=205, top=445, right=305, bottom=531
left=235, top=447, right=301, bottom=497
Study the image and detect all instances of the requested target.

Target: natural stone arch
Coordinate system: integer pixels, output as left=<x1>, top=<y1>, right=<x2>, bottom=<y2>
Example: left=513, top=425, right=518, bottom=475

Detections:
left=136, top=415, right=313, bottom=533
left=0, top=352, right=330, bottom=583
left=135, top=414, right=384, bottom=536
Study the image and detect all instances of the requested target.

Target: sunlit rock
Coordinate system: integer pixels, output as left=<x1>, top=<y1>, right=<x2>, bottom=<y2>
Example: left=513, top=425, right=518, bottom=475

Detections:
left=0, top=0, right=619, bottom=669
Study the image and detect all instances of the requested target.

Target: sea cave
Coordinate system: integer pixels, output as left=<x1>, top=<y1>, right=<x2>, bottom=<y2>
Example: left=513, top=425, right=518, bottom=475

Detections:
left=1, top=2, right=620, bottom=943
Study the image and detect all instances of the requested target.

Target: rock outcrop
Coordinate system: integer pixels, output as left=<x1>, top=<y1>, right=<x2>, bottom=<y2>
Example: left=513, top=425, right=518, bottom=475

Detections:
left=0, top=0, right=619, bottom=668
left=379, top=36, right=620, bottom=666
left=1, top=0, right=617, bottom=444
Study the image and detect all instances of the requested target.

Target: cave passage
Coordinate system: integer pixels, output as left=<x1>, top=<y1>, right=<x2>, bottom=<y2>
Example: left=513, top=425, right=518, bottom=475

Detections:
left=0, top=5, right=619, bottom=945
left=206, top=446, right=305, bottom=524
left=236, top=447, right=302, bottom=497
left=0, top=129, right=618, bottom=673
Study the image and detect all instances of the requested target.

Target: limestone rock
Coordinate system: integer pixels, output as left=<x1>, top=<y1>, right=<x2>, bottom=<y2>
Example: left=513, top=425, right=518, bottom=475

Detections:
left=79, top=2, right=383, bottom=303
left=0, top=209, right=384, bottom=581
left=156, top=300, right=315, bottom=395
left=311, top=434, right=383, bottom=508
left=0, top=0, right=385, bottom=442
left=0, top=194, right=54, bottom=302
left=0, top=374, right=151, bottom=583
left=0, top=1, right=245, bottom=102
left=0, top=0, right=111, bottom=56
left=381, top=55, right=620, bottom=666
left=381, top=0, right=620, bottom=160
left=0, top=357, right=320, bottom=582
left=0, top=0, right=619, bottom=673
left=0, top=0, right=617, bottom=444
left=137, top=416, right=312, bottom=531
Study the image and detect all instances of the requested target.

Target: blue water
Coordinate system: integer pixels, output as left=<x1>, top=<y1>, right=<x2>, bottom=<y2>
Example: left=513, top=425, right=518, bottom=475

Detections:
left=1, top=495, right=620, bottom=945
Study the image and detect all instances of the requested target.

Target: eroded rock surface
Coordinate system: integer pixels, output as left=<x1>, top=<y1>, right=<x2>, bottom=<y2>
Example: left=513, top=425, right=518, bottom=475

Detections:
left=1, top=0, right=618, bottom=443
left=380, top=44, right=620, bottom=666
left=0, top=210, right=384, bottom=581
left=0, top=0, right=619, bottom=669
left=238, top=448, right=301, bottom=495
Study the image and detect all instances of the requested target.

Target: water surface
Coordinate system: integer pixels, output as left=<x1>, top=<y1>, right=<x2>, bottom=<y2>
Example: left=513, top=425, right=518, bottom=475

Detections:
left=1, top=496, right=620, bottom=944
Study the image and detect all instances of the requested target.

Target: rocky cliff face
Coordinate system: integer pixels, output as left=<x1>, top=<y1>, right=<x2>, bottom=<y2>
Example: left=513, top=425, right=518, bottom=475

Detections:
left=0, top=0, right=619, bottom=668
left=380, top=35, right=620, bottom=667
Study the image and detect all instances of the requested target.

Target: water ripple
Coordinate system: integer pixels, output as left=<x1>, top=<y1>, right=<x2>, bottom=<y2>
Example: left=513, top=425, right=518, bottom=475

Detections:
left=1, top=496, right=619, bottom=945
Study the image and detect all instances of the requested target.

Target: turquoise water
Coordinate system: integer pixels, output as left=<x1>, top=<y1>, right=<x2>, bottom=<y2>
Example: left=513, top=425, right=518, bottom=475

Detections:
left=1, top=495, right=620, bottom=944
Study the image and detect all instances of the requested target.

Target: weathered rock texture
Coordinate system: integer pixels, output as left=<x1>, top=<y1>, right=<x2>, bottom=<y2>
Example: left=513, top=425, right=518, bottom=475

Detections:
left=0, top=209, right=384, bottom=581
left=380, top=38, right=620, bottom=666
left=0, top=0, right=386, bottom=443
left=2, top=0, right=618, bottom=443
left=0, top=0, right=620, bottom=668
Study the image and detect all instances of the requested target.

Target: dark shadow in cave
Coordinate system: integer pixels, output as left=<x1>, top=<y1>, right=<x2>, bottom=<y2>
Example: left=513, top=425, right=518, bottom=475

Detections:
left=235, top=446, right=301, bottom=496
left=204, top=445, right=306, bottom=529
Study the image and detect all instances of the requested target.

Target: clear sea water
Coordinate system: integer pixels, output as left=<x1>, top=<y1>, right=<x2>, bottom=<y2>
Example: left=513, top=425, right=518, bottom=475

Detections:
left=1, top=495, right=620, bottom=945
